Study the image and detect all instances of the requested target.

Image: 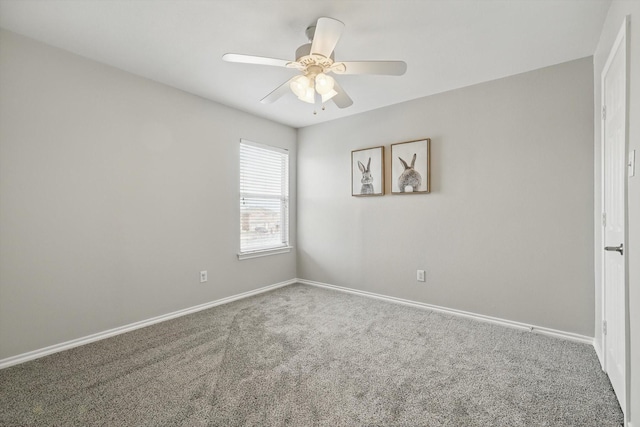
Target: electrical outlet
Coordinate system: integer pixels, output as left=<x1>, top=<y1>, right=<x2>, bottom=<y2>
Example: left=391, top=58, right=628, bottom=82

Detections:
left=200, top=271, right=208, bottom=283
left=417, top=270, right=425, bottom=282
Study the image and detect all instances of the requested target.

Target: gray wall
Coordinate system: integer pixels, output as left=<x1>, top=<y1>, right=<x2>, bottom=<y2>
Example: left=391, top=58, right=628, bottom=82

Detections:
left=298, top=57, right=595, bottom=337
left=0, top=30, right=297, bottom=360
left=593, top=1, right=640, bottom=423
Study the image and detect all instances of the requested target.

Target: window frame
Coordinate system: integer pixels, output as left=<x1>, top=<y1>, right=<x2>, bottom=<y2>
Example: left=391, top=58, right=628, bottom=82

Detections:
left=238, top=139, right=291, bottom=260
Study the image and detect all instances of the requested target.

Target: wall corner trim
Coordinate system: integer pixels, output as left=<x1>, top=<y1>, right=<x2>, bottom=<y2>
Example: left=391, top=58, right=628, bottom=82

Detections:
left=0, top=279, right=297, bottom=370
left=297, top=279, right=595, bottom=345
left=593, top=340, right=605, bottom=369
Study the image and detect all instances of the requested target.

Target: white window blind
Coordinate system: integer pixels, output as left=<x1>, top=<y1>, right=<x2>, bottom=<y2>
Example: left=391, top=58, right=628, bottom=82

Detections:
left=239, top=140, right=289, bottom=256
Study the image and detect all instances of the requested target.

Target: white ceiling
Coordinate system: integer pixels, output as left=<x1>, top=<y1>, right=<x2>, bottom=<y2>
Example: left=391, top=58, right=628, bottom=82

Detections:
left=0, top=0, right=611, bottom=128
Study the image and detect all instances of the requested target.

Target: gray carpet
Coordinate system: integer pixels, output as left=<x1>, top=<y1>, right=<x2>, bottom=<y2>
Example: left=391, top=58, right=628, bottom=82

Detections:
left=0, top=283, right=623, bottom=426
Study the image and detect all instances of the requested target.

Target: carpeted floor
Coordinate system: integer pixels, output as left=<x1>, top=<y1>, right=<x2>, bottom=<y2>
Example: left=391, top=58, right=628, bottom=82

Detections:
left=0, top=283, right=623, bottom=426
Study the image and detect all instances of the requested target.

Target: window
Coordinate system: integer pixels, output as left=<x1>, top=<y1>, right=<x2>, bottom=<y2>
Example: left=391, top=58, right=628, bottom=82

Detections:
left=239, top=139, right=290, bottom=258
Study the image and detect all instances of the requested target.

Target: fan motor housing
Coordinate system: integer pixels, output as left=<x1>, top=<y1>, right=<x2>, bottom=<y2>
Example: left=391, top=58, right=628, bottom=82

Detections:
left=295, top=43, right=335, bottom=72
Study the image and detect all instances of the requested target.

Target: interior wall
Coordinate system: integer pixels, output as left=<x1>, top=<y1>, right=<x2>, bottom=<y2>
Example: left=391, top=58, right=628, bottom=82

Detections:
left=298, top=57, right=595, bottom=337
left=593, top=1, right=640, bottom=423
left=0, top=30, right=297, bottom=360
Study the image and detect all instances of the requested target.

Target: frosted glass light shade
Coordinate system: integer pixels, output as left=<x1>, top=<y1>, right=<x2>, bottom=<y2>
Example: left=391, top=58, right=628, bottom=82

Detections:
left=314, top=73, right=335, bottom=95
left=290, top=75, right=310, bottom=98
left=298, top=86, right=315, bottom=104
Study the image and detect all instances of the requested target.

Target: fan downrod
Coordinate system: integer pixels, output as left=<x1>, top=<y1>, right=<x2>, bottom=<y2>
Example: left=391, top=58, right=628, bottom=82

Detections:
left=305, top=25, right=316, bottom=42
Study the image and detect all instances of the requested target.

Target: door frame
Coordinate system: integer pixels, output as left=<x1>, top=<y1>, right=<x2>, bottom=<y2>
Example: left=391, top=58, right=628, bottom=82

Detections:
left=599, top=15, right=629, bottom=421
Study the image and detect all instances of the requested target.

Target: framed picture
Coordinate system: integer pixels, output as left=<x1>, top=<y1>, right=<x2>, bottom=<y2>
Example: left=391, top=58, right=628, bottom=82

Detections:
left=391, top=139, right=430, bottom=194
left=351, top=146, right=384, bottom=196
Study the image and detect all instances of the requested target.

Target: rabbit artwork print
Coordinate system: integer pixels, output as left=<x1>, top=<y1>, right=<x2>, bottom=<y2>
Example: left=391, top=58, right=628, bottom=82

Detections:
left=391, top=139, right=430, bottom=194
left=351, top=146, right=384, bottom=197
left=397, top=153, right=421, bottom=192
left=358, top=157, right=374, bottom=195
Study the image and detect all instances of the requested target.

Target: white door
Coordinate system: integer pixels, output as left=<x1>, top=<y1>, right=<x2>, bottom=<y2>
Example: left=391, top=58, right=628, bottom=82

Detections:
left=601, top=17, right=627, bottom=417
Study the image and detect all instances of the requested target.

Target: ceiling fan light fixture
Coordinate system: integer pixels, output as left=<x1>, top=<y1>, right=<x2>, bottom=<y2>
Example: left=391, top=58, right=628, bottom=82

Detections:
left=225, top=17, right=405, bottom=110
left=290, top=75, right=310, bottom=98
left=298, top=86, right=316, bottom=104
left=314, top=73, right=335, bottom=95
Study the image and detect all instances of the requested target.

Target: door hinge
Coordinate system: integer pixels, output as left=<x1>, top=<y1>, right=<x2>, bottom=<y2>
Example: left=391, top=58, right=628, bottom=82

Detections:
left=603, top=320, right=608, bottom=335
left=602, top=212, right=607, bottom=227
left=602, top=105, right=607, bottom=121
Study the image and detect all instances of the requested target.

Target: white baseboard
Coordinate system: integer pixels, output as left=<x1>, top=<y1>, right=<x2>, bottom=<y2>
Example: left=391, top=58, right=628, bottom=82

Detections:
left=297, top=279, right=594, bottom=345
left=0, top=279, right=297, bottom=370
left=0, top=277, right=597, bottom=370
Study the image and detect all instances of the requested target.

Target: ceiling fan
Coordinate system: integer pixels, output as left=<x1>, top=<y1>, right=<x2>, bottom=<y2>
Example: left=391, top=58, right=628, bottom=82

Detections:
left=222, top=17, right=407, bottom=109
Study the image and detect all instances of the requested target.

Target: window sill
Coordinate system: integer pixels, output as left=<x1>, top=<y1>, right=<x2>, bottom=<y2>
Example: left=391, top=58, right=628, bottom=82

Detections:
left=237, top=246, right=293, bottom=260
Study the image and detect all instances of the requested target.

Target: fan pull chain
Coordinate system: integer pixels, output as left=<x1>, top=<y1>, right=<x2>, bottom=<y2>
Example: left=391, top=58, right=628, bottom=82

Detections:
left=313, top=105, right=327, bottom=116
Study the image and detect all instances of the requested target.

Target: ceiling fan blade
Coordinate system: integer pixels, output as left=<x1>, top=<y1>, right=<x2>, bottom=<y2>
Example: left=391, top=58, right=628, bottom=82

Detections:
left=333, top=61, right=407, bottom=76
left=222, top=53, right=290, bottom=68
left=260, top=77, right=296, bottom=104
left=310, top=17, right=345, bottom=58
left=331, top=80, right=353, bottom=109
